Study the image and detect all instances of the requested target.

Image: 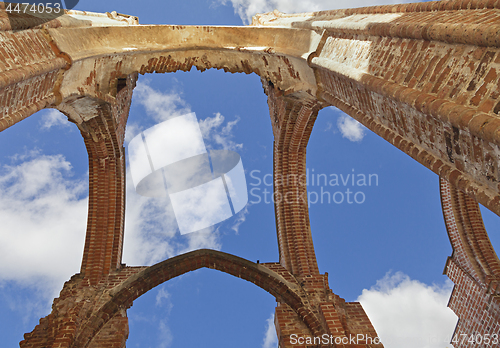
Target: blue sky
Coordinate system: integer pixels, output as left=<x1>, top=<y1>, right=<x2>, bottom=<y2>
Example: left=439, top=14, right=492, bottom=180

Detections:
left=1, top=0, right=499, bottom=347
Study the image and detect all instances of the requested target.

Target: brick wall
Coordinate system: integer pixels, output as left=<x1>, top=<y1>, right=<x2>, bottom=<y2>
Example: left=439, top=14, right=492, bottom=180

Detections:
left=310, top=15, right=500, bottom=217
left=2, top=1, right=500, bottom=347
left=0, top=28, right=65, bottom=131
left=441, top=178, right=500, bottom=346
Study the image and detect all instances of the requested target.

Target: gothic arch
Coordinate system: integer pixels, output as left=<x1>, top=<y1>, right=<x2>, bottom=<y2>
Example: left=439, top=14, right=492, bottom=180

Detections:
left=441, top=178, right=500, bottom=284
left=440, top=177, right=500, bottom=339
left=4, top=2, right=500, bottom=347
left=74, top=249, right=324, bottom=348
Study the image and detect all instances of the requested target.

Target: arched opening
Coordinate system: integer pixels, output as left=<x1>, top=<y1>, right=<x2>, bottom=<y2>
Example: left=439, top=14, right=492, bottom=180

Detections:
left=0, top=108, right=88, bottom=347
left=480, top=205, right=500, bottom=255
left=4, top=3, right=500, bottom=346
left=122, top=69, right=278, bottom=269
left=117, top=68, right=288, bottom=348
left=306, top=106, right=458, bottom=345
left=126, top=268, right=277, bottom=348
left=77, top=249, right=322, bottom=348
left=307, top=106, right=453, bottom=296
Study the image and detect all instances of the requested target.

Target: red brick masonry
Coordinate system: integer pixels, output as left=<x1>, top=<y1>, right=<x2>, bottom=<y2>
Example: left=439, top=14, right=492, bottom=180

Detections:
left=0, top=0, right=499, bottom=346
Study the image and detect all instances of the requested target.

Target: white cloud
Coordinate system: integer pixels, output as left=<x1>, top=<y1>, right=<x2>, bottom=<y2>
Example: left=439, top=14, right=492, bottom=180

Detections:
left=156, top=286, right=174, bottom=316
left=180, top=228, right=222, bottom=254
left=199, top=112, right=243, bottom=151
left=0, top=81, right=248, bottom=312
left=124, top=122, right=142, bottom=145
left=122, top=176, right=230, bottom=263
left=0, top=153, right=88, bottom=297
left=337, top=114, right=365, bottom=142
left=130, top=83, right=242, bottom=152
left=357, top=272, right=458, bottom=348
left=39, top=109, right=71, bottom=130
left=0, top=146, right=221, bottom=299
left=133, top=82, right=192, bottom=123
left=219, top=0, right=420, bottom=24
left=122, top=181, right=180, bottom=266
left=156, top=286, right=171, bottom=307
left=0, top=147, right=234, bottom=322
left=123, top=82, right=247, bottom=266
left=262, top=312, right=278, bottom=348
left=158, top=319, right=174, bottom=348
left=170, top=178, right=233, bottom=234
left=230, top=205, right=249, bottom=234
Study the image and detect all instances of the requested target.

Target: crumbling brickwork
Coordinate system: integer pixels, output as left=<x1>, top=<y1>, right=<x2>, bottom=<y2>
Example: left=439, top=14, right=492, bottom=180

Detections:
left=441, top=178, right=500, bottom=347
left=0, top=0, right=499, bottom=347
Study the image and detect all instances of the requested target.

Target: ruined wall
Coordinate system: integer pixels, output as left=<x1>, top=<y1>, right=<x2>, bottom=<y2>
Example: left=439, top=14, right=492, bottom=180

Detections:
left=441, top=178, right=500, bottom=346
left=1, top=1, right=500, bottom=347
left=255, top=1, right=500, bottom=218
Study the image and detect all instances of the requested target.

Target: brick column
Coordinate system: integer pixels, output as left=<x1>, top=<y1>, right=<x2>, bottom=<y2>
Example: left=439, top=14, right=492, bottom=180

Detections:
left=79, top=73, right=137, bottom=285
left=264, top=83, right=383, bottom=347
left=265, top=82, right=321, bottom=278
left=441, top=178, right=500, bottom=347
